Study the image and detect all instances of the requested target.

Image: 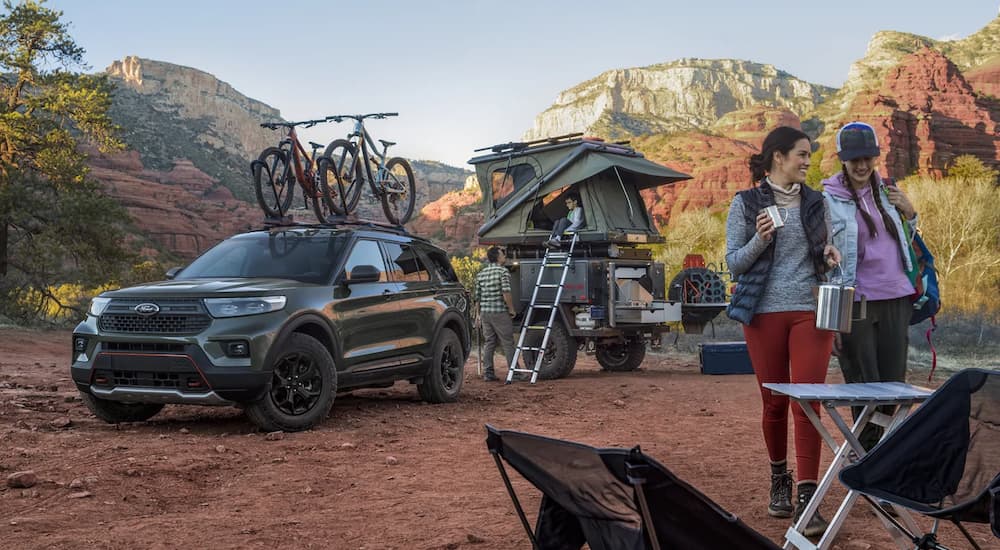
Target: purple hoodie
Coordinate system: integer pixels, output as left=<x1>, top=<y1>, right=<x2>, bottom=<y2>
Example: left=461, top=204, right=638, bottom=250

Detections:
left=823, top=173, right=914, bottom=301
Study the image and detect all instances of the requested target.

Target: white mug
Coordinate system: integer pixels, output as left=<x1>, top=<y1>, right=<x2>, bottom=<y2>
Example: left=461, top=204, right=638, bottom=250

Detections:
left=764, top=205, right=788, bottom=228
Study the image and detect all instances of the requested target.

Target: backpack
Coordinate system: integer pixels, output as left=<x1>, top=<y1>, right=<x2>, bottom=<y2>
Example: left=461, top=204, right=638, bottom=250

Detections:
left=907, top=230, right=941, bottom=325
left=882, top=179, right=941, bottom=325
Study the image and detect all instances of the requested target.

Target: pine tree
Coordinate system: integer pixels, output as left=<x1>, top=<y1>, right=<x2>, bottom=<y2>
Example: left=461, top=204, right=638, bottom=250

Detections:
left=0, top=0, right=133, bottom=323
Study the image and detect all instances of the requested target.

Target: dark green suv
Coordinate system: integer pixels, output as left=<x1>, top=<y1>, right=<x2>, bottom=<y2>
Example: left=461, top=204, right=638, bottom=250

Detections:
left=71, top=223, right=472, bottom=432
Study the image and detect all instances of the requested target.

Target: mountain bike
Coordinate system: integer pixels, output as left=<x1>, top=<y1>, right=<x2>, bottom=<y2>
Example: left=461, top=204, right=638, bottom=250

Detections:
left=252, top=119, right=336, bottom=221
left=318, top=113, right=416, bottom=225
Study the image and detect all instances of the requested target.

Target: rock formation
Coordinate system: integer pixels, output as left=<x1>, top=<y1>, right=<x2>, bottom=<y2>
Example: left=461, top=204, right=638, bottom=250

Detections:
left=524, top=58, right=833, bottom=140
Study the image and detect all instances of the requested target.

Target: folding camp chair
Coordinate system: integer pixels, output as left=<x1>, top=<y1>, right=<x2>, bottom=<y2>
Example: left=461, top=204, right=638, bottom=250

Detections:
left=485, top=425, right=780, bottom=550
left=839, top=368, right=1000, bottom=549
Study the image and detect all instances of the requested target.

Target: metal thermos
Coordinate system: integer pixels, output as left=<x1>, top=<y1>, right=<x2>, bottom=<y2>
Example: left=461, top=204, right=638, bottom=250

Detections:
left=815, top=265, right=866, bottom=333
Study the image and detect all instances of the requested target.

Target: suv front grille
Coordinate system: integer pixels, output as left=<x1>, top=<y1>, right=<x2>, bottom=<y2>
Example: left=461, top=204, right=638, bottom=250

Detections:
left=100, top=299, right=211, bottom=335
left=103, top=341, right=186, bottom=353
left=93, top=369, right=207, bottom=392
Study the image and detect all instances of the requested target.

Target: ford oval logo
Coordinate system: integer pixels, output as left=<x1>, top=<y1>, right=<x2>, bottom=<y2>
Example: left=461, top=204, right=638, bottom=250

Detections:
left=134, top=303, right=160, bottom=316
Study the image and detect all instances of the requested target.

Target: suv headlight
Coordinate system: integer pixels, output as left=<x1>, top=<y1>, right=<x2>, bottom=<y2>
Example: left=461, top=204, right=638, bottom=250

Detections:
left=204, top=296, right=287, bottom=318
left=89, top=297, right=111, bottom=316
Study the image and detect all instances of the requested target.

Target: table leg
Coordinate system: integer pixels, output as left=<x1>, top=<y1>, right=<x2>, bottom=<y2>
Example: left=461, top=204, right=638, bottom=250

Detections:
left=782, top=403, right=878, bottom=549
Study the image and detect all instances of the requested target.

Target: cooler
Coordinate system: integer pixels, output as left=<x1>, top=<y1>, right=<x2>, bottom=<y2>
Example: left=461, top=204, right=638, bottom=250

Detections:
left=698, top=341, right=754, bottom=375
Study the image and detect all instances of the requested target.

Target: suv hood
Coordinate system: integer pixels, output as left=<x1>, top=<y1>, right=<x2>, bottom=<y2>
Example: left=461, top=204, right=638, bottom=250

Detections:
left=104, top=278, right=310, bottom=298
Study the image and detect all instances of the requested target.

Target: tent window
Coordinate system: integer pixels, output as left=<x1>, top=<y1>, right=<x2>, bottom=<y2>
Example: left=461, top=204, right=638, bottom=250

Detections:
left=491, top=164, right=536, bottom=208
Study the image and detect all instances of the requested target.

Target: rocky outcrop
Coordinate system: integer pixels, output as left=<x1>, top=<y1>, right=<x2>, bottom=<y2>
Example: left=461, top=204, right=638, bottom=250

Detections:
left=815, top=17, right=1000, bottom=129
left=408, top=176, right=484, bottom=254
left=86, top=146, right=264, bottom=260
left=106, top=56, right=278, bottom=162
left=817, top=49, right=1000, bottom=178
left=966, top=56, right=1000, bottom=98
left=525, top=59, right=833, bottom=140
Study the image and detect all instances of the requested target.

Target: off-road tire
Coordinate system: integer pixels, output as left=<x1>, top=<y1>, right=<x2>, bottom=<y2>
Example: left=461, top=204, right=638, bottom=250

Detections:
left=245, top=333, right=336, bottom=432
left=253, top=147, right=294, bottom=218
left=596, top=336, right=647, bottom=371
left=524, top=321, right=577, bottom=380
left=80, top=393, right=165, bottom=423
left=417, top=328, right=465, bottom=403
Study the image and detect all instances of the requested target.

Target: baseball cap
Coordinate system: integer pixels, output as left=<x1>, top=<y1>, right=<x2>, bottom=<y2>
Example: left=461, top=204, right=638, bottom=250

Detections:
left=835, top=122, right=880, bottom=161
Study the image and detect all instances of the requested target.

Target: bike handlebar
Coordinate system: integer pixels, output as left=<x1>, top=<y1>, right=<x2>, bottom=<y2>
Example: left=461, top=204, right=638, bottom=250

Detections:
left=260, top=118, right=331, bottom=130
left=325, top=112, right=399, bottom=123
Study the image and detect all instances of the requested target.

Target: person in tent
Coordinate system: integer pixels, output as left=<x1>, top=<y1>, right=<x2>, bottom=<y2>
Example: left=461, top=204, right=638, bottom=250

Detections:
left=544, top=193, right=585, bottom=249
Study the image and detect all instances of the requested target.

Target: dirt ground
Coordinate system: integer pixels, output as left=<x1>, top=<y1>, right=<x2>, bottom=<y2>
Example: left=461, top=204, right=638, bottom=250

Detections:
left=0, top=329, right=994, bottom=549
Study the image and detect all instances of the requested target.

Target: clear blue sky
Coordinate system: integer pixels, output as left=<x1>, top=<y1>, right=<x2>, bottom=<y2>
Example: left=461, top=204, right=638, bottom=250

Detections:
left=48, top=0, right=998, bottom=168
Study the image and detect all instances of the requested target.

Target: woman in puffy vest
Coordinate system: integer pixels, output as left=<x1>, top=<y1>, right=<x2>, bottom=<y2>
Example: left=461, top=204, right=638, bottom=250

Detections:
left=725, top=126, right=840, bottom=537
left=822, top=121, right=917, bottom=451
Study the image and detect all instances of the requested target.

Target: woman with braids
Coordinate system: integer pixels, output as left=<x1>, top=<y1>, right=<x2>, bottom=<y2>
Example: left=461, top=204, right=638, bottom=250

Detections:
left=725, top=126, right=840, bottom=537
left=822, top=122, right=917, bottom=451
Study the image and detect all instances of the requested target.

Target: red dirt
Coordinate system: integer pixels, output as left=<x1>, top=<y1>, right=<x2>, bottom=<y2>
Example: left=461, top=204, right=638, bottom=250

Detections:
left=0, top=329, right=993, bottom=549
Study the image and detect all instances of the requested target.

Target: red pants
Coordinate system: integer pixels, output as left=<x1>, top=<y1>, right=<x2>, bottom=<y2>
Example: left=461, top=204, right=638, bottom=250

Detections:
left=743, top=311, right=833, bottom=482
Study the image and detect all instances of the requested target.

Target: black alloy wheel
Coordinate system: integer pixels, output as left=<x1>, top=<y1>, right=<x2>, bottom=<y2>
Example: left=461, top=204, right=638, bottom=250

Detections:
left=269, top=351, right=324, bottom=416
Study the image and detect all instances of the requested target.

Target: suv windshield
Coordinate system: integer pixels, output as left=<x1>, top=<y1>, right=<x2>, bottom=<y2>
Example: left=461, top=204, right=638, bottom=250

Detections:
left=177, top=229, right=347, bottom=284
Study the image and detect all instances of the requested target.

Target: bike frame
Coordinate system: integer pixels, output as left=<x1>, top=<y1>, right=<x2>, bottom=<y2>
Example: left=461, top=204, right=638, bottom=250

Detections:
left=346, top=117, right=392, bottom=195
left=278, top=127, right=320, bottom=195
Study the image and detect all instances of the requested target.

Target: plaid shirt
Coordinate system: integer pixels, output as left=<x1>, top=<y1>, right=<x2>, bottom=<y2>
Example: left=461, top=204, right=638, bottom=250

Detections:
left=474, top=263, right=511, bottom=313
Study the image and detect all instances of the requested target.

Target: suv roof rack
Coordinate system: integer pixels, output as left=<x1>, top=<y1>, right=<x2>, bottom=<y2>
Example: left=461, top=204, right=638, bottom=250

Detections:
left=257, top=215, right=412, bottom=236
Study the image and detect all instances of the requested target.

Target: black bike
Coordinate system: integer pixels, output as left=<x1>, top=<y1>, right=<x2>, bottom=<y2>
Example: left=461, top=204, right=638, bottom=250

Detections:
left=319, top=113, right=416, bottom=225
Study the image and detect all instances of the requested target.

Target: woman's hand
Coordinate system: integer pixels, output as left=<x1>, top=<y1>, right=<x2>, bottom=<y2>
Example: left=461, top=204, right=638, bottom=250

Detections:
left=755, top=211, right=775, bottom=242
left=885, top=186, right=916, bottom=220
left=824, top=244, right=842, bottom=268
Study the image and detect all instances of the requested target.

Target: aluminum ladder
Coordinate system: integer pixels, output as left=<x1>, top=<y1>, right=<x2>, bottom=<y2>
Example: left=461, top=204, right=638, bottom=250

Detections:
left=506, top=233, right=579, bottom=384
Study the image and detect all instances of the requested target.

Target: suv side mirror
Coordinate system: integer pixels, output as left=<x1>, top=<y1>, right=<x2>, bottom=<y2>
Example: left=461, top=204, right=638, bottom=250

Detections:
left=165, top=266, right=184, bottom=280
left=347, top=265, right=381, bottom=284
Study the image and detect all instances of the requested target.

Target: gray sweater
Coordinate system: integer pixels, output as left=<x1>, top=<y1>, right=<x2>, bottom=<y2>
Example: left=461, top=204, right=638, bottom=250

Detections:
left=725, top=195, right=821, bottom=314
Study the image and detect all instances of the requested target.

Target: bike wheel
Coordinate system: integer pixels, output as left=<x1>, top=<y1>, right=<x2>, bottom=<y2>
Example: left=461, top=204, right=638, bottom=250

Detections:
left=380, top=157, right=416, bottom=225
left=322, top=139, right=362, bottom=215
left=310, top=170, right=334, bottom=223
left=253, top=147, right=294, bottom=218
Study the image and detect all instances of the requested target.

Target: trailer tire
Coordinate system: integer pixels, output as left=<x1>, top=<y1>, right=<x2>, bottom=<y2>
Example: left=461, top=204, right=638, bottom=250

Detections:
left=523, top=322, right=577, bottom=380
left=596, top=336, right=646, bottom=372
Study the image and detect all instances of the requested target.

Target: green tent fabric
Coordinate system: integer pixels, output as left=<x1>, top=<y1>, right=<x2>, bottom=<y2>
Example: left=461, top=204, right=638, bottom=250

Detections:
left=470, top=140, right=691, bottom=244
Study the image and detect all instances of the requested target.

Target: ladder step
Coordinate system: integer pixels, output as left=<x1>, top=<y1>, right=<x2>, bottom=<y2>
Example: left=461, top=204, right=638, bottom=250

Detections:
left=525, top=325, right=550, bottom=330
left=529, top=304, right=554, bottom=309
left=517, top=346, right=545, bottom=351
left=546, top=253, right=569, bottom=258
left=537, top=284, right=561, bottom=288
left=544, top=263, right=569, bottom=268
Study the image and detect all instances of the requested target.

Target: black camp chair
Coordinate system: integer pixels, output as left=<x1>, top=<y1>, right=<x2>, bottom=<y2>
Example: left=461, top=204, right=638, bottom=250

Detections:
left=839, top=368, right=1000, bottom=549
left=485, top=425, right=780, bottom=550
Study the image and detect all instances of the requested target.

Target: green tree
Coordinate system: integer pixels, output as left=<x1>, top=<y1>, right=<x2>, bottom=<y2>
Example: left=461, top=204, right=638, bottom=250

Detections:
left=0, top=0, right=133, bottom=323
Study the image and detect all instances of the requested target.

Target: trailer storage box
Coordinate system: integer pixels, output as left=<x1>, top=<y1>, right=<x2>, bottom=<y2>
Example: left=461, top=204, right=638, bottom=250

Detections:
left=698, top=342, right=754, bottom=375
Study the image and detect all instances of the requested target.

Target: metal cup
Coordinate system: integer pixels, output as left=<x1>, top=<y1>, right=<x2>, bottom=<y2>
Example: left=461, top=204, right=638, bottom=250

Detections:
left=764, top=205, right=787, bottom=228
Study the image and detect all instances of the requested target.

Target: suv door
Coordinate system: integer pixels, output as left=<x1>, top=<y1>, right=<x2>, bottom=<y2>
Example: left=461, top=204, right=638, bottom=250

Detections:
left=335, top=238, right=405, bottom=378
left=382, top=241, right=437, bottom=374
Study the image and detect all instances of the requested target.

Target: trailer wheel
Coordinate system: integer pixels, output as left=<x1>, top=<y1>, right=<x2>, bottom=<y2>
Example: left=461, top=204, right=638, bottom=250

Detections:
left=523, top=322, right=577, bottom=380
left=596, top=336, right=646, bottom=372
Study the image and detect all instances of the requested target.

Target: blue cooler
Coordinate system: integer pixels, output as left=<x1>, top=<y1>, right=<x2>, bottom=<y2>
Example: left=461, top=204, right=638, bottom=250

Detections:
left=698, top=341, right=754, bottom=375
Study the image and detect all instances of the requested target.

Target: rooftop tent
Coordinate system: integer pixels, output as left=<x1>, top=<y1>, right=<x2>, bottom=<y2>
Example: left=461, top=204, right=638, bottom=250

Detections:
left=469, top=138, right=691, bottom=246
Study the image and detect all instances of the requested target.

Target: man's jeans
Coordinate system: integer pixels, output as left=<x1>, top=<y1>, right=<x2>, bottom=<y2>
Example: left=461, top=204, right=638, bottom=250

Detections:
left=481, top=312, right=516, bottom=375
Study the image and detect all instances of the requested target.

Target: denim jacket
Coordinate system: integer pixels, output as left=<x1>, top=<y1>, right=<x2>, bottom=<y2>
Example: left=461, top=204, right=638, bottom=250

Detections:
left=822, top=173, right=916, bottom=285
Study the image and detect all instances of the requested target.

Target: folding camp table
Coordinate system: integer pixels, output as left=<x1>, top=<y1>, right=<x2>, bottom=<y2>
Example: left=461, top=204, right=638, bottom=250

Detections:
left=762, top=382, right=934, bottom=550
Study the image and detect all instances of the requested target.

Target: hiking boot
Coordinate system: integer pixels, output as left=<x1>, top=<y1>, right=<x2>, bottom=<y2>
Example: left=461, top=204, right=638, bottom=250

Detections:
left=482, top=371, right=498, bottom=382
left=768, top=470, right=794, bottom=518
left=793, top=482, right=829, bottom=538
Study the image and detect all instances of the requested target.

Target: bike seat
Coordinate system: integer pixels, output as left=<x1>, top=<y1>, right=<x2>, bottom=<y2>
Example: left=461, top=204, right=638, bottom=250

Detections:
left=308, top=141, right=325, bottom=150
left=379, top=139, right=396, bottom=148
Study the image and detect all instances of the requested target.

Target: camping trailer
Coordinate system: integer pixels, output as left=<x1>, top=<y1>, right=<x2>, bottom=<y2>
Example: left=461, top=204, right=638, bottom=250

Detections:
left=470, top=134, right=724, bottom=379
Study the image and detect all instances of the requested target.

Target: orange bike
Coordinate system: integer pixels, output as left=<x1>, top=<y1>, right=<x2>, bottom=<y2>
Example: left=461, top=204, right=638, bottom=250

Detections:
left=251, top=119, right=336, bottom=221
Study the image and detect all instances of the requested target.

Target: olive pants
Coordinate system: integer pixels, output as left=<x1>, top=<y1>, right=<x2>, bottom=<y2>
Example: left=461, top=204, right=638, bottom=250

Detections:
left=837, top=296, right=912, bottom=450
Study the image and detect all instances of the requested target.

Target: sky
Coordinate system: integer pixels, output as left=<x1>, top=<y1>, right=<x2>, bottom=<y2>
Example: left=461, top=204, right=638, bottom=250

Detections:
left=47, top=0, right=999, bottom=168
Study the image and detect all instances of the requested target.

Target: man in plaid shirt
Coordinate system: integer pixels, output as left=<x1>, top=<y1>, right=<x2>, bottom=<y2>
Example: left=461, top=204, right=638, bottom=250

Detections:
left=473, top=246, right=517, bottom=381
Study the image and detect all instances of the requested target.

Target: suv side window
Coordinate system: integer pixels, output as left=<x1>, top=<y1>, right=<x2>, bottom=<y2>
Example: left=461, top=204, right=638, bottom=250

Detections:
left=422, top=247, right=458, bottom=283
left=343, top=239, right=388, bottom=282
left=383, top=242, right=430, bottom=282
